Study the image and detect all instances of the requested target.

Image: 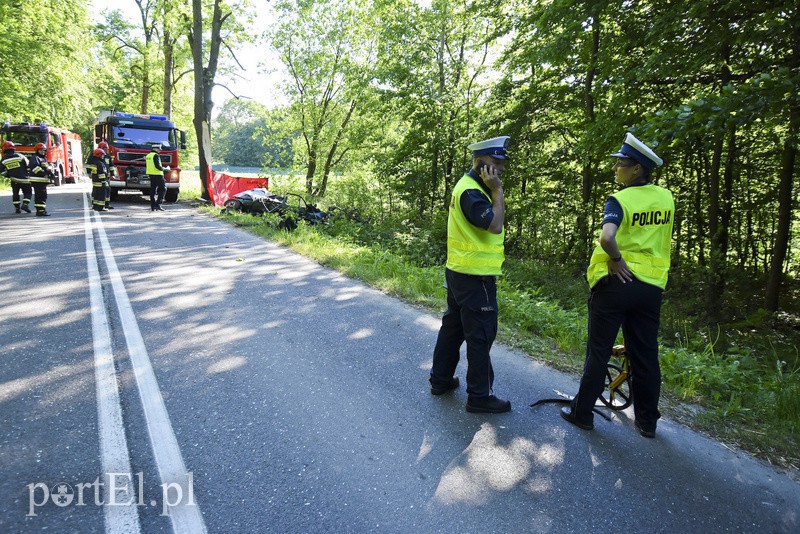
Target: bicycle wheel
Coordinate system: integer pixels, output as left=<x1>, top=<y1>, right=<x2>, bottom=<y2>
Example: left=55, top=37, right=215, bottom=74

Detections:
left=599, top=362, right=632, bottom=410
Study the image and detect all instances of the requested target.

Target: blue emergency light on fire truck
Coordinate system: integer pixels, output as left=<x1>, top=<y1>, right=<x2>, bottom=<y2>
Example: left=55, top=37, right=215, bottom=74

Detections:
left=93, top=110, right=187, bottom=202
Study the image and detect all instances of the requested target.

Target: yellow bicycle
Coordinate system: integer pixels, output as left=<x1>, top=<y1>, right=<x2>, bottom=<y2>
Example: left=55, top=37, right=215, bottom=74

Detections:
left=530, top=344, right=632, bottom=416
left=599, top=345, right=632, bottom=410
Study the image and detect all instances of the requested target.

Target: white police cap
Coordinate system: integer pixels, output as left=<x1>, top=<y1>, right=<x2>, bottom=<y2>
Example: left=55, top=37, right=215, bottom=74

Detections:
left=610, top=133, right=663, bottom=170
left=468, top=135, right=510, bottom=160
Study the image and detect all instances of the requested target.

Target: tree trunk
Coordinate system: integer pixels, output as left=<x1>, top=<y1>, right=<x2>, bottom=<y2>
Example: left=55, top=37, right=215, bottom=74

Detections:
left=576, top=12, right=600, bottom=265
left=189, top=0, right=225, bottom=201
left=162, top=27, right=174, bottom=117
left=706, top=128, right=725, bottom=320
left=319, top=99, right=357, bottom=197
left=765, top=17, right=800, bottom=312
left=706, top=45, right=732, bottom=321
left=305, top=150, right=317, bottom=197
left=765, top=106, right=798, bottom=311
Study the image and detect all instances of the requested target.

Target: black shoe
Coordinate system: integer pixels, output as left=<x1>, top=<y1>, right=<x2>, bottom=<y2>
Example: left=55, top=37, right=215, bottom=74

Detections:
left=466, top=395, right=511, bottom=414
left=104, top=205, right=114, bottom=210
left=36, top=211, right=50, bottom=216
left=430, top=377, right=459, bottom=396
left=634, top=420, right=656, bottom=438
left=21, top=205, right=31, bottom=213
left=15, top=208, right=21, bottom=214
left=560, top=407, right=594, bottom=430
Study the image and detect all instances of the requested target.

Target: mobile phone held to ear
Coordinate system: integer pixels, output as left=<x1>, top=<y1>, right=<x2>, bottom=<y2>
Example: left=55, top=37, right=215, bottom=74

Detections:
left=478, top=162, right=494, bottom=175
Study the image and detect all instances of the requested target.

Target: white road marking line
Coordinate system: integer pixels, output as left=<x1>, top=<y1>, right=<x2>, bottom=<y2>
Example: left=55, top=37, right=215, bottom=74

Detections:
left=83, top=194, right=142, bottom=534
left=92, top=204, right=208, bottom=534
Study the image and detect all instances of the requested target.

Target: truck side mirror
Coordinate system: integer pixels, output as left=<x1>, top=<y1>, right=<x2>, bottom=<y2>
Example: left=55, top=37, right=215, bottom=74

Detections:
left=180, top=130, right=187, bottom=150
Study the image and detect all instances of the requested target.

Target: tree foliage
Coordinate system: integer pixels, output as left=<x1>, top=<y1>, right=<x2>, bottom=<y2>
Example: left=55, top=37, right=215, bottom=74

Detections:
left=0, top=0, right=96, bottom=130
left=212, top=98, right=295, bottom=167
left=269, top=0, right=378, bottom=196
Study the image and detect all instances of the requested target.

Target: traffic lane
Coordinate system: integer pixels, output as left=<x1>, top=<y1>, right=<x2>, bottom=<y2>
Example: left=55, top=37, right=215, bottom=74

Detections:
left=99, top=205, right=800, bottom=533
left=0, top=186, right=105, bottom=532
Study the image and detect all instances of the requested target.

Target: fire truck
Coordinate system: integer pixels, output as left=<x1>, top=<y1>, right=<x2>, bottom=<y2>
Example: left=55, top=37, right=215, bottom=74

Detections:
left=0, top=122, right=85, bottom=186
left=93, top=111, right=187, bottom=201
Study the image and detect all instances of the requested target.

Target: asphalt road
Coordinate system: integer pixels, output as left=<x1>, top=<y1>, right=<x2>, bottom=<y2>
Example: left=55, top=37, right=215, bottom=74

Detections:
left=1, top=184, right=798, bottom=533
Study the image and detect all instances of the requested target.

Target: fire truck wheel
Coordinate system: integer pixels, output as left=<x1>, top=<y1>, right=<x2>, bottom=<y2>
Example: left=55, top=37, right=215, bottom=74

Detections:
left=165, top=189, right=179, bottom=203
left=52, top=168, right=63, bottom=187
left=110, top=189, right=119, bottom=201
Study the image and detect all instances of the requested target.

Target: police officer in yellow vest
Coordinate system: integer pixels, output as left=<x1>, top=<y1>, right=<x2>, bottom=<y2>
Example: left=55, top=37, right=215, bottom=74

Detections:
left=429, top=136, right=511, bottom=414
left=561, top=133, right=674, bottom=438
left=146, top=144, right=166, bottom=211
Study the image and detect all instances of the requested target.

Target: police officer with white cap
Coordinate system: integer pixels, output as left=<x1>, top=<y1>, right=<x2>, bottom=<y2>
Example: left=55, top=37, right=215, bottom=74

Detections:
left=561, top=133, right=675, bottom=437
left=429, top=135, right=512, bottom=414
left=146, top=143, right=167, bottom=211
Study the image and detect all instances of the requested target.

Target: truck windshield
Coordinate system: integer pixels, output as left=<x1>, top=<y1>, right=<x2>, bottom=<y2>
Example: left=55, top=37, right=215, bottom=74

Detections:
left=5, top=131, right=46, bottom=145
left=112, top=126, right=175, bottom=148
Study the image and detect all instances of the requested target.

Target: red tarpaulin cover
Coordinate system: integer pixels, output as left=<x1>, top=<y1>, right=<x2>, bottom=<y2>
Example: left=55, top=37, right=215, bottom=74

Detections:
left=207, top=168, right=269, bottom=207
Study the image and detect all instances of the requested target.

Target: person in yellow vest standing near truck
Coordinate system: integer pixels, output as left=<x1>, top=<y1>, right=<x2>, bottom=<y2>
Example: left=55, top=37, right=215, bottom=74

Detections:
left=561, top=133, right=674, bottom=438
left=429, top=135, right=512, bottom=414
left=146, top=143, right=167, bottom=211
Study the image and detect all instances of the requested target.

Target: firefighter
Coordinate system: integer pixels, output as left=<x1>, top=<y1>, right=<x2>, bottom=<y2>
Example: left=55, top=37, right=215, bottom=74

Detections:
left=1, top=141, right=32, bottom=213
left=145, top=143, right=166, bottom=211
left=97, top=141, right=114, bottom=209
left=85, top=148, right=109, bottom=212
left=28, top=142, right=53, bottom=216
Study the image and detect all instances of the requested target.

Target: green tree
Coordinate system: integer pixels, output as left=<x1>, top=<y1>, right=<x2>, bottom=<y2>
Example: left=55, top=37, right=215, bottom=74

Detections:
left=188, top=0, right=254, bottom=199
left=0, top=0, right=95, bottom=129
left=270, top=0, right=377, bottom=197
left=370, top=0, right=494, bottom=215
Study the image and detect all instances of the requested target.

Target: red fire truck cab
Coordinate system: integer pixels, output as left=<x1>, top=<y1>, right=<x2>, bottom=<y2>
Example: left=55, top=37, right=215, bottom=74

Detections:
left=0, top=122, right=85, bottom=186
left=93, top=111, right=187, bottom=202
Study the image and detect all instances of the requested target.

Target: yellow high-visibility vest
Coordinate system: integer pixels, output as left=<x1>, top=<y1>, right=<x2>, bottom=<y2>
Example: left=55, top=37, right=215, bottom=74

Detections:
left=145, top=152, right=160, bottom=175
left=445, top=174, right=505, bottom=276
left=587, top=184, right=674, bottom=289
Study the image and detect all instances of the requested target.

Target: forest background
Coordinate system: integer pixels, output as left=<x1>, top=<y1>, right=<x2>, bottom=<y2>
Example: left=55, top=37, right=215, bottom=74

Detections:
left=1, top=0, right=798, bottom=469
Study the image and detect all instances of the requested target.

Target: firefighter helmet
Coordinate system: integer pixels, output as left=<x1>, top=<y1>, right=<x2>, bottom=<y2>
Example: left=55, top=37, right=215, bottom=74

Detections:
left=2, top=141, right=14, bottom=151
left=93, top=148, right=106, bottom=158
left=98, top=141, right=109, bottom=150
left=34, top=142, right=46, bottom=153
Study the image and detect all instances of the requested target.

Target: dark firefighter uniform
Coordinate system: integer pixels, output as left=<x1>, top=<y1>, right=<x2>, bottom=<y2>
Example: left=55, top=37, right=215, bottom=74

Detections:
left=28, top=144, right=53, bottom=216
left=565, top=133, right=674, bottom=438
left=430, top=136, right=511, bottom=414
left=145, top=145, right=166, bottom=211
left=1, top=143, right=32, bottom=213
left=85, top=149, right=109, bottom=212
left=98, top=142, right=114, bottom=209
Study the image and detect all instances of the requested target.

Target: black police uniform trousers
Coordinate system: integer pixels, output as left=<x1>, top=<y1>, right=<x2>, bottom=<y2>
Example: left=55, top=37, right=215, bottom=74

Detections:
left=12, top=180, right=32, bottom=210
left=571, top=275, right=663, bottom=430
left=149, top=174, right=166, bottom=209
left=430, top=268, right=498, bottom=398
